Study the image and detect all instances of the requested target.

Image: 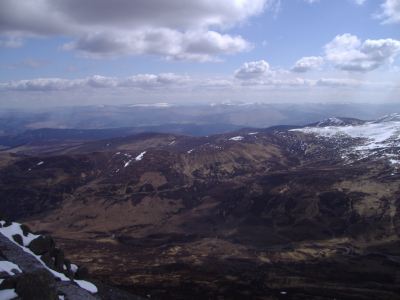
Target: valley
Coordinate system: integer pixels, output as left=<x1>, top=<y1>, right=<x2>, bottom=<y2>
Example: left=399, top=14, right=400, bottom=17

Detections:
left=0, top=116, right=399, bottom=299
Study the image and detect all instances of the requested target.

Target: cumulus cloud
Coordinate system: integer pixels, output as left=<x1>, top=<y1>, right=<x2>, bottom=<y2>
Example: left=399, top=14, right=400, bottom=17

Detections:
left=120, top=73, right=190, bottom=88
left=234, top=60, right=271, bottom=79
left=0, top=74, right=190, bottom=91
left=291, top=56, right=324, bottom=72
left=0, top=0, right=269, bottom=60
left=378, top=0, right=400, bottom=23
left=324, top=33, right=400, bottom=72
left=63, top=30, right=250, bottom=61
left=0, top=78, right=84, bottom=91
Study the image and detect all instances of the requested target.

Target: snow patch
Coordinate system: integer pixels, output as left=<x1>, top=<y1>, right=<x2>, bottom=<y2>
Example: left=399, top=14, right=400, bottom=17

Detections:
left=0, top=222, right=39, bottom=246
left=229, top=136, right=244, bottom=141
left=124, top=159, right=133, bottom=168
left=129, top=102, right=171, bottom=108
left=0, top=261, right=22, bottom=275
left=0, top=221, right=97, bottom=294
left=75, top=280, right=98, bottom=294
left=0, top=289, right=18, bottom=300
left=292, top=116, right=400, bottom=166
left=135, top=151, right=146, bottom=161
left=37, top=161, right=44, bottom=166
left=317, top=117, right=345, bottom=127
left=70, top=264, right=78, bottom=273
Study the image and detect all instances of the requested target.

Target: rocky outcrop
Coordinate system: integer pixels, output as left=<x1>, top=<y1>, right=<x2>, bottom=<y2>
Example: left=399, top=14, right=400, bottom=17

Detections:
left=0, top=220, right=98, bottom=300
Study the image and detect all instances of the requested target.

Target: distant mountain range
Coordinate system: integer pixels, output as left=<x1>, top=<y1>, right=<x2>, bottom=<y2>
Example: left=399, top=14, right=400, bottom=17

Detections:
left=1, top=102, right=400, bottom=136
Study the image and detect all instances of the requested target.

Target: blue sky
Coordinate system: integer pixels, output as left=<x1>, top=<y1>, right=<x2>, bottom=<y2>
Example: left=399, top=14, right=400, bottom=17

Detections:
left=0, top=0, right=399, bottom=107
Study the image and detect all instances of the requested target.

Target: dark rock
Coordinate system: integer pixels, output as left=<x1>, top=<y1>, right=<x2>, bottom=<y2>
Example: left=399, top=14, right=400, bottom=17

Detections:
left=52, top=248, right=65, bottom=272
left=0, top=277, right=17, bottom=290
left=15, top=270, right=58, bottom=300
left=41, top=252, right=55, bottom=269
left=20, top=224, right=32, bottom=236
left=12, top=234, right=23, bottom=246
left=139, top=183, right=154, bottom=193
left=3, top=220, right=12, bottom=227
left=63, top=259, right=74, bottom=278
left=75, top=266, right=89, bottom=280
left=28, top=236, right=55, bottom=255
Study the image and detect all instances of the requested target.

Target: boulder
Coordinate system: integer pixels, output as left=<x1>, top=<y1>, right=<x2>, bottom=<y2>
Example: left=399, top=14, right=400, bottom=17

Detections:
left=75, top=266, right=89, bottom=280
left=20, top=224, right=31, bottom=236
left=0, top=277, right=17, bottom=290
left=15, top=270, right=58, bottom=300
left=52, top=248, right=65, bottom=272
left=12, top=234, right=23, bottom=246
left=28, top=236, right=55, bottom=255
left=41, top=252, right=55, bottom=269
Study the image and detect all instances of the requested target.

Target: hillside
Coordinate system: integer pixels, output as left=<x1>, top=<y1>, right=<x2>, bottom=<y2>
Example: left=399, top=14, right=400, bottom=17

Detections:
left=0, top=115, right=399, bottom=299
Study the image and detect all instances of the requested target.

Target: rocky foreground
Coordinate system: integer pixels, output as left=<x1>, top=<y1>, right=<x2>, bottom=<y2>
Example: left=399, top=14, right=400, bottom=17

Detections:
left=0, top=220, right=145, bottom=299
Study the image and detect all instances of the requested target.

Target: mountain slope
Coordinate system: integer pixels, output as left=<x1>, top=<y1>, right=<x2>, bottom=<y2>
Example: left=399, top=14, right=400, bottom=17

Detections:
left=0, top=115, right=399, bottom=299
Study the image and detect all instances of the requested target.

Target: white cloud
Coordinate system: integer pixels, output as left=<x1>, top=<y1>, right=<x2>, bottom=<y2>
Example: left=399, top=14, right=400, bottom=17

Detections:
left=378, top=0, right=400, bottom=23
left=0, top=0, right=269, bottom=60
left=120, top=73, right=190, bottom=88
left=291, top=56, right=324, bottom=72
left=0, top=78, right=84, bottom=91
left=234, top=60, right=271, bottom=79
left=315, top=78, right=363, bottom=87
left=0, top=74, right=190, bottom=91
left=324, top=33, right=400, bottom=72
left=62, top=29, right=251, bottom=61
left=0, top=36, right=23, bottom=48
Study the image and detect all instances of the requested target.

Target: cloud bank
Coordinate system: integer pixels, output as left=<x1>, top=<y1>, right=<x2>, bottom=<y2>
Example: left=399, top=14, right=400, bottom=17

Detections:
left=0, top=0, right=271, bottom=61
left=293, top=34, right=400, bottom=73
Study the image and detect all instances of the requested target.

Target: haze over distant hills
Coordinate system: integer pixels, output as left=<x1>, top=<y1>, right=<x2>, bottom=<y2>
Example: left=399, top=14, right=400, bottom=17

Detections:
left=1, top=102, right=400, bottom=137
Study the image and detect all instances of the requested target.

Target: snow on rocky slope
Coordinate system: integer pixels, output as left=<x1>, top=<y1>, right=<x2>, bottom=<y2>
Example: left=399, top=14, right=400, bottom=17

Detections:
left=292, top=114, right=400, bottom=165
left=0, top=220, right=98, bottom=299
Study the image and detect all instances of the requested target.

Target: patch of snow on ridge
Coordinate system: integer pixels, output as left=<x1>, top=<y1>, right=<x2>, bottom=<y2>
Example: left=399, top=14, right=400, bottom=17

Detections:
left=374, top=113, right=400, bottom=123
left=75, top=280, right=98, bottom=293
left=229, top=136, right=244, bottom=141
left=135, top=151, right=146, bottom=161
left=0, top=221, right=98, bottom=294
left=0, top=261, right=22, bottom=275
left=0, top=222, right=39, bottom=246
left=0, top=289, right=18, bottom=300
left=37, top=161, right=44, bottom=166
left=0, top=221, right=69, bottom=281
left=389, top=159, right=400, bottom=165
left=317, top=117, right=345, bottom=127
left=130, top=102, right=171, bottom=108
left=291, top=115, right=400, bottom=164
left=124, top=159, right=133, bottom=168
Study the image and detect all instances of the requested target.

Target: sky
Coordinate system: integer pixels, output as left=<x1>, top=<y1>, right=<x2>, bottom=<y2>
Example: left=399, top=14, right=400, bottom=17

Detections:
left=0, top=0, right=399, bottom=108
